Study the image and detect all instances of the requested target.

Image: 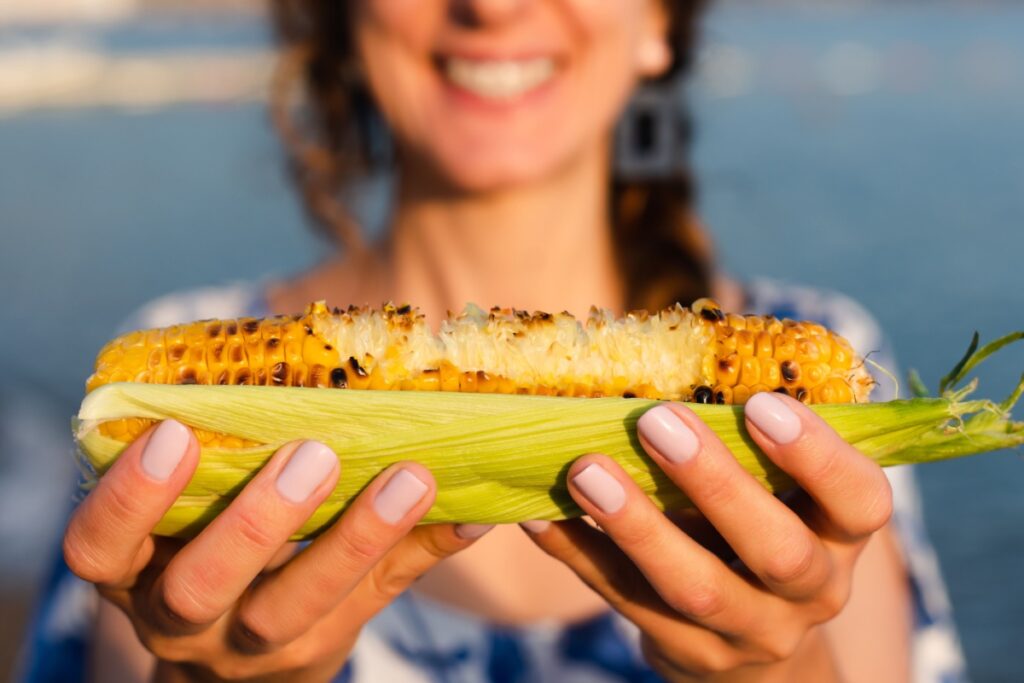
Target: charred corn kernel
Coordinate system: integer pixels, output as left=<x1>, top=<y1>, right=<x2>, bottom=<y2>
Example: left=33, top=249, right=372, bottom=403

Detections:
left=717, top=353, right=741, bottom=387
left=86, top=300, right=875, bottom=446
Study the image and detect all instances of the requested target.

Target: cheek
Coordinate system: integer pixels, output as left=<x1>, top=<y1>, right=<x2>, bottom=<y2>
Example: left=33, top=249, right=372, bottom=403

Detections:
left=353, top=1, right=442, bottom=139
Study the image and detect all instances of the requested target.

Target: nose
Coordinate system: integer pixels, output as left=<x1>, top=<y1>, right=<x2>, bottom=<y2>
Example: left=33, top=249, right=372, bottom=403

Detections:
left=451, top=0, right=530, bottom=26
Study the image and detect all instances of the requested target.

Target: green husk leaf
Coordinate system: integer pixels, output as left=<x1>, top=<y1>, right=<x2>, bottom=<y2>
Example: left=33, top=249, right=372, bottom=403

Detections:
left=939, top=331, right=1024, bottom=393
left=907, top=369, right=930, bottom=398
left=74, top=375, right=1024, bottom=539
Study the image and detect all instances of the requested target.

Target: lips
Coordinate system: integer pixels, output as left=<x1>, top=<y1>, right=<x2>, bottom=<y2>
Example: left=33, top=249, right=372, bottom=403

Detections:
left=441, top=56, right=557, bottom=101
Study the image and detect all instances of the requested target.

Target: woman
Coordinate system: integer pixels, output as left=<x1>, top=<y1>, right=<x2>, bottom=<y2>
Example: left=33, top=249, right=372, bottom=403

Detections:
left=28, top=1, right=964, bottom=681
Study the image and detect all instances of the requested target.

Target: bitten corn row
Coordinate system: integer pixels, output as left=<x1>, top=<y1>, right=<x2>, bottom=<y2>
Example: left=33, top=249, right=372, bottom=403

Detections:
left=86, top=299, right=874, bottom=447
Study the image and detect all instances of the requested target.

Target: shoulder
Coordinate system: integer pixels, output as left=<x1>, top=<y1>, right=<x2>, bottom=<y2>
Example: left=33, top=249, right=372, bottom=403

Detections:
left=118, top=281, right=270, bottom=333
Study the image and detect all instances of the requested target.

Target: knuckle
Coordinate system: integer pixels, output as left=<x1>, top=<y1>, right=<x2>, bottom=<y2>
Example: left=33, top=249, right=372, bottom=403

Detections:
left=609, top=521, right=659, bottom=551
left=105, top=480, right=153, bottom=528
left=762, top=536, right=818, bottom=587
left=365, top=562, right=408, bottom=603
left=859, top=478, right=894, bottom=534
left=665, top=579, right=727, bottom=621
left=415, top=527, right=459, bottom=562
left=232, top=507, right=282, bottom=554
left=208, top=657, right=259, bottom=682
left=334, top=527, right=386, bottom=569
left=756, top=628, right=803, bottom=663
left=62, top=531, right=114, bottom=584
left=694, top=645, right=740, bottom=676
left=158, top=576, right=216, bottom=629
left=135, top=630, right=189, bottom=663
left=815, top=579, right=852, bottom=621
left=695, top=472, right=742, bottom=509
left=234, top=611, right=280, bottom=653
left=801, top=443, right=843, bottom=486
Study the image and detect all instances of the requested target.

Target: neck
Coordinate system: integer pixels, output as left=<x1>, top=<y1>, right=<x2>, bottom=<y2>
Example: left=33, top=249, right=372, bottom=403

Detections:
left=383, top=146, right=624, bottom=323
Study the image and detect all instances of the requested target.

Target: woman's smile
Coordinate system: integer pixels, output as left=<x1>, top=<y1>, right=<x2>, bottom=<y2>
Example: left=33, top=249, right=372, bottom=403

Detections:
left=440, top=55, right=558, bottom=102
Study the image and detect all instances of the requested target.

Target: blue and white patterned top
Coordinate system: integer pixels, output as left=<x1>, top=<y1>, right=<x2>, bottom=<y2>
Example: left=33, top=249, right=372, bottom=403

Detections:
left=17, top=279, right=968, bottom=683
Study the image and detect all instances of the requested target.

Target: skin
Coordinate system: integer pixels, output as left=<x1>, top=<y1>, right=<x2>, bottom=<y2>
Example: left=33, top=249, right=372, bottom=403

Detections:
left=67, top=1, right=911, bottom=681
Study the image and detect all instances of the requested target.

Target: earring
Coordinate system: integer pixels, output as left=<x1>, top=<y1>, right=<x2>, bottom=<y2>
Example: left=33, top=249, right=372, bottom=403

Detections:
left=614, top=83, right=684, bottom=180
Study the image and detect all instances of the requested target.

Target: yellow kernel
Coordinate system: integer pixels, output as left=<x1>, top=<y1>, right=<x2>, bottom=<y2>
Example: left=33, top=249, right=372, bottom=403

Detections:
left=736, top=330, right=756, bottom=359
left=739, top=356, right=761, bottom=386
left=760, top=358, right=781, bottom=387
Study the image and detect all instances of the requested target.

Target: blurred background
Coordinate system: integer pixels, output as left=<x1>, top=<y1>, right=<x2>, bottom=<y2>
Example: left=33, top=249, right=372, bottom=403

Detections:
left=1, top=0, right=1022, bottom=681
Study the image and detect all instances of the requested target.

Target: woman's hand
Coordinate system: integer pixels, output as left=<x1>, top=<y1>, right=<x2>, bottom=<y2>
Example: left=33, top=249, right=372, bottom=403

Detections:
left=63, top=420, right=489, bottom=683
left=523, top=393, right=894, bottom=682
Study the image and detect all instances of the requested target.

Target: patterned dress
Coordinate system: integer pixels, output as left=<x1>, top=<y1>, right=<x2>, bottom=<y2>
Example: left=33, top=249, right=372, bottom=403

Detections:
left=17, top=279, right=968, bottom=683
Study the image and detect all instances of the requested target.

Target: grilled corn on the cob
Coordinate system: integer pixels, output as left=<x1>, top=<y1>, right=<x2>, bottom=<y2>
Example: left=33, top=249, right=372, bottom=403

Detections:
left=75, top=303, right=1024, bottom=538
left=86, top=299, right=874, bottom=447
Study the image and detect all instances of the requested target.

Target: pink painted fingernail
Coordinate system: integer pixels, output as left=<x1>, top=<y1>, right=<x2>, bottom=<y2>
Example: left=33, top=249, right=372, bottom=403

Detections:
left=140, top=420, right=190, bottom=481
left=374, top=469, right=429, bottom=524
left=637, top=405, right=700, bottom=464
left=455, top=524, right=495, bottom=540
left=520, top=520, right=550, bottom=533
left=572, top=463, right=626, bottom=514
left=275, top=441, right=338, bottom=503
left=745, top=393, right=802, bottom=444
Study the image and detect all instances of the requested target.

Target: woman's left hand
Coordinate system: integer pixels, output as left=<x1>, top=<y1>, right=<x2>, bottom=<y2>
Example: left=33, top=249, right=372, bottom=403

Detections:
left=522, top=392, right=894, bottom=682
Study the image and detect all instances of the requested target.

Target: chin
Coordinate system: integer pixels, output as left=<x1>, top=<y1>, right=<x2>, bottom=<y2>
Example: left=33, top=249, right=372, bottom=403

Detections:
left=424, top=138, right=577, bottom=194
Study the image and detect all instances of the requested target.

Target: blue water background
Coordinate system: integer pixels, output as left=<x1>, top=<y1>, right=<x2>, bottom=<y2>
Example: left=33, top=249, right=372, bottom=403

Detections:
left=1, top=5, right=1022, bottom=680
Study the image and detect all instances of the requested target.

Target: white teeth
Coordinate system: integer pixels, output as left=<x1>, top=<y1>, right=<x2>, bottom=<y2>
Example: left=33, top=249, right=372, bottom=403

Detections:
left=444, top=57, right=555, bottom=100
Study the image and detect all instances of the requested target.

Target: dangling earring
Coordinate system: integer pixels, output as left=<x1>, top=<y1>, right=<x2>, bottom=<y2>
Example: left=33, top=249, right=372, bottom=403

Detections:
left=615, top=82, right=684, bottom=180
left=615, top=40, right=682, bottom=179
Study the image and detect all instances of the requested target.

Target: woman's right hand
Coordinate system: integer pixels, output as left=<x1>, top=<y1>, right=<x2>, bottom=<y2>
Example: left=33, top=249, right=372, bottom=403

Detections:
left=63, top=420, right=489, bottom=683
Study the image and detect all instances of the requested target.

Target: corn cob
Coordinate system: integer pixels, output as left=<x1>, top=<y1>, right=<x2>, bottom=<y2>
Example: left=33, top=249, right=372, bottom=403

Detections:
left=76, top=304, right=1024, bottom=538
left=86, top=299, right=874, bottom=447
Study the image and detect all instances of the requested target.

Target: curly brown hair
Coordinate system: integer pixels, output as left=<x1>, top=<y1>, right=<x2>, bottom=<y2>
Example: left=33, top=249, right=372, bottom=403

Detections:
left=269, top=1, right=710, bottom=311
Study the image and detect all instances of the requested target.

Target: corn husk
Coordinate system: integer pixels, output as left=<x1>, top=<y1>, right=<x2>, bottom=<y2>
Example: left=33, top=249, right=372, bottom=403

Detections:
left=73, top=332, right=1024, bottom=539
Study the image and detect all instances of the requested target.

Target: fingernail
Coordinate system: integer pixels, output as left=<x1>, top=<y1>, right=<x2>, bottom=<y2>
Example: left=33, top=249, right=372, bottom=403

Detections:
left=455, top=524, right=495, bottom=540
left=520, top=520, right=550, bottom=534
left=637, top=404, right=700, bottom=464
left=572, top=463, right=626, bottom=514
left=140, top=420, right=190, bottom=481
left=374, top=469, right=429, bottom=524
left=745, top=392, right=802, bottom=444
left=275, top=441, right=337, bottom=504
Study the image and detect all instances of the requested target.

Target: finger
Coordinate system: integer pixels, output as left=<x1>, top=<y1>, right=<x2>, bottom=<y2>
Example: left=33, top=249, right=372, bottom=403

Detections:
left=153, top=440, right=339, bottom=631
left=524, top=518, right=739, bottom=665
left=637, top=404, right=832, bottom=600
left=559, top=454, right=770, bottom=635
left=743, top=392, right=893, bottom=541
left=339, top=522, right=492, bottom=628
left=233, top=463, right=448, bottom=649
left=64, top=420, right=198, bottom=589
